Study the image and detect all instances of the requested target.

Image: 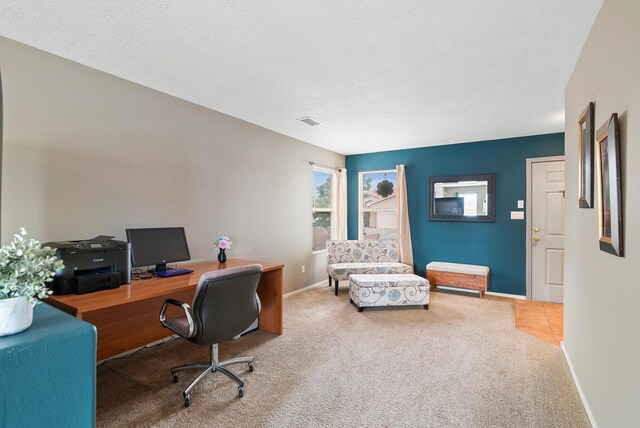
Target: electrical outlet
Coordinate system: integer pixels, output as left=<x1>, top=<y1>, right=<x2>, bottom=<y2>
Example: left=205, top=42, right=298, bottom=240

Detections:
left=517, top=200, right=524, bottom=209
left=301, top=265, right=306, bottom=274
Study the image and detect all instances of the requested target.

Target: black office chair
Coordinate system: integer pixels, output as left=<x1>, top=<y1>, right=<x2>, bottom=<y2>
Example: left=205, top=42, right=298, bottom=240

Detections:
left=159, top=264, right=263, bottom=407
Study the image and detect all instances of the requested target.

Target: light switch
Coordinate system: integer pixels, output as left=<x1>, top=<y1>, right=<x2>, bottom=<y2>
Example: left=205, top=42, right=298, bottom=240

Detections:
left=517, top=200, right=524, bottom=209
left=511, top=211, right=524, bottom=220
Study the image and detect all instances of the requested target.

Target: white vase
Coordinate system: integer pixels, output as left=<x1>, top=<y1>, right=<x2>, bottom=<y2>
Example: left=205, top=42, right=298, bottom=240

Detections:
left=0, top=296, right=34, bottom=336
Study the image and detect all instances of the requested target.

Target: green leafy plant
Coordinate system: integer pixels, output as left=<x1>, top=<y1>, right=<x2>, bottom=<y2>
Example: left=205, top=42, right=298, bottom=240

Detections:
left=0, top=228, right=63, bottom=304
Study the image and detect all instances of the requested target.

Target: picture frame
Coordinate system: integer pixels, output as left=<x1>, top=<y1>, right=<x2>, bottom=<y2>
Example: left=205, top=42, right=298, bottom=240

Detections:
left=428, top=174, right=496, bottom=222
left=596, top=113, right=623, bottom=257
left=578, top=102, right=595, bottom=208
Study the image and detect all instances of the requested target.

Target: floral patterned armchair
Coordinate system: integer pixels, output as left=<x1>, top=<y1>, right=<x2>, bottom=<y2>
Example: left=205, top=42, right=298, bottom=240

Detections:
left=326, top=240, right=413, bottom=296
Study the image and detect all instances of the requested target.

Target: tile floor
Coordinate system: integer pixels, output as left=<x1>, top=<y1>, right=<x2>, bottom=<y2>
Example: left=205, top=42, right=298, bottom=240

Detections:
left=514, top=300, right=564, bottom=345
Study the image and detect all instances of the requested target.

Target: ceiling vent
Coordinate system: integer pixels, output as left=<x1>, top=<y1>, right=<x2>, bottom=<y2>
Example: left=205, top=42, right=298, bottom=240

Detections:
left=297, top=116, right=323, bottom=126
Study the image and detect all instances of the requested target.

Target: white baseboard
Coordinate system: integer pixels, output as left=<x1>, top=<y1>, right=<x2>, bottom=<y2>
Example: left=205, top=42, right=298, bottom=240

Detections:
left=97, top=334, right=178, bottom=365
left=300, top=282, right=526, bottom=300
left=485, top=291, right=526, bottom=300
left=561, top=341, right=598, bottom=428
left=283, top=279, right=329, bottom=299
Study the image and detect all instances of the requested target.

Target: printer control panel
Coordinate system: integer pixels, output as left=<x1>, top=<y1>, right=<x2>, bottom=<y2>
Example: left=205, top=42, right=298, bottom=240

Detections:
left=72, top=235, right=118, bottom=250
left=74, top=241, right=116, bottom=249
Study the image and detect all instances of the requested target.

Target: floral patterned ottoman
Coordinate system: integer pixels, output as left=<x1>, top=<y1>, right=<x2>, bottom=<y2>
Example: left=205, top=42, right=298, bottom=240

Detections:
left=348, top=274, right=430, bottom=312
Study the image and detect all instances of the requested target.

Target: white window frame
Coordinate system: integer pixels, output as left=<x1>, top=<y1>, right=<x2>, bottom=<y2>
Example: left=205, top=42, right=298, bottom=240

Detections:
left=358, top=169, right=398, bottom=240
left=312, top=165, right=336, bottom=253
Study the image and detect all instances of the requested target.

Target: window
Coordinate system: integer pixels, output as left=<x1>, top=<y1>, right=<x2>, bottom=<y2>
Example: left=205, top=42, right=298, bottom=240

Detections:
left=359, top=170, right=397, bottom=240
left=312, top=167, right=334, bottom=251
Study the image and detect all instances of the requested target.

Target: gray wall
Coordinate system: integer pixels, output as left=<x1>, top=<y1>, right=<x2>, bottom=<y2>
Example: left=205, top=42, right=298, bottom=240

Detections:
left=564, top=0, right=639, bottom=426
left=0, top=37, right=344, bottom=294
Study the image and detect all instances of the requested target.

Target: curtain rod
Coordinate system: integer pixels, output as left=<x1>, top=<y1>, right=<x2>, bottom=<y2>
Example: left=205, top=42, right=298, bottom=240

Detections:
left=309, top=161, right=344, bottom=171
left=346, top=164, right=411, bottom=173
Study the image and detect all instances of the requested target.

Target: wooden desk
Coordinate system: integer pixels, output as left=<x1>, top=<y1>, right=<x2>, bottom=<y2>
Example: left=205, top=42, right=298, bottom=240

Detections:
left=46, top=259, right=284, bottom=360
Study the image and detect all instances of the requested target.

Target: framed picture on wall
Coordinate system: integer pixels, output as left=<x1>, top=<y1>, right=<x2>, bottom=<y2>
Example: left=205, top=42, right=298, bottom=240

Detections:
left=578, top=102, right=595, bottom=208
left=596, top=113, right=623, bottom=257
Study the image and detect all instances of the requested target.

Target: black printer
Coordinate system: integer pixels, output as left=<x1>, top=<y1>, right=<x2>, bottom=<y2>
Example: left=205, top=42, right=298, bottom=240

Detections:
left=44, top=236, right=131, bottom=295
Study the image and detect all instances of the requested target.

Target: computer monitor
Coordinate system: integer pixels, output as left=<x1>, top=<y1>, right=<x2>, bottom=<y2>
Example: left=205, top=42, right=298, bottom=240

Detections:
left=126, top=227, right=191, bottom=272
left=434, top=197, right=465, bottom=216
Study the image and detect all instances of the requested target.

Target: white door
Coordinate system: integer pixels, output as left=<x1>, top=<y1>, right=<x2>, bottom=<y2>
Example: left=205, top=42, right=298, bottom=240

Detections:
left=531, top=160, right=565, bottom=303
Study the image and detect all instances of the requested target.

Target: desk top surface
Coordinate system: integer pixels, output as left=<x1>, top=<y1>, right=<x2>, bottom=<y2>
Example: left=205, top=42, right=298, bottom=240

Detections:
left=48, top=259, right=283, bottom=314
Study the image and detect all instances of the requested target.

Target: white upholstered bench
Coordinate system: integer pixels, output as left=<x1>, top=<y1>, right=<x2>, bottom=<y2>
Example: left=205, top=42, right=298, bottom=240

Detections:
left=426, top=262, right=490, bottom=298
left=349, top=274, right=430, bottom=312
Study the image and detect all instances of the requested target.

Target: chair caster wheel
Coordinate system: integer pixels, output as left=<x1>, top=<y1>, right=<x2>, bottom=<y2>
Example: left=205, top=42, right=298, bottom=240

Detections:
left=172, top=372, right=178, bottom=383
left=184, top=394, right=190, bottom=407
left=248, top=362, right=254, bottom=372
left=238, top=387, right=244, bottom=398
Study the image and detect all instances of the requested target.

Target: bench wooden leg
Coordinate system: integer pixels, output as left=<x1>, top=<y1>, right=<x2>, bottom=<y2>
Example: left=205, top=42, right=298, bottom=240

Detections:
left=335, top=280, right=339, bottom=296
left=357, top=306, right=364, bottom=312
left=328, top=275, right=332, bottom=287
left=423, top=304, right=429, bottom=310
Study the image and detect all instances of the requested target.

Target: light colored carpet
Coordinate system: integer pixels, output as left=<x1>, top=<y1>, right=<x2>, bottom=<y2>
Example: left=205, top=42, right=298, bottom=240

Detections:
left=97, top=288, right=590, bottom=427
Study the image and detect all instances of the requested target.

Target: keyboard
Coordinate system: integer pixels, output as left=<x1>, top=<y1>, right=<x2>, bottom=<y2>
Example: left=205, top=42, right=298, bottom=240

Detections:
left=155, top=268, right=194, bottom=278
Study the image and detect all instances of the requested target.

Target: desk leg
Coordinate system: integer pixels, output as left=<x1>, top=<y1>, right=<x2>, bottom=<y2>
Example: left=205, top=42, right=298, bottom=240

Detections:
left=257, top=267, right=283, bottom=335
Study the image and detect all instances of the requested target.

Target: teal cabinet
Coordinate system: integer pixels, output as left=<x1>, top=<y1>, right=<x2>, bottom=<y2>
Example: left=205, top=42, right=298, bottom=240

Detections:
left=0, top=303, right=96, bottom=427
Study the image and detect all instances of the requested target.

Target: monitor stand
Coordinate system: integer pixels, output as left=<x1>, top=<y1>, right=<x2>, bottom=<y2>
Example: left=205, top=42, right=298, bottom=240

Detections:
left=153, top=263, right=168, bottom=273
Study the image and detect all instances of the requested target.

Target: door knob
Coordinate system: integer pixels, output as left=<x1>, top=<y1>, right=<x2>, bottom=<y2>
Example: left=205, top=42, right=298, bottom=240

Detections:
left=533, top=227, right=540, bottom=232
left=533, top=236, right=540, bottom=242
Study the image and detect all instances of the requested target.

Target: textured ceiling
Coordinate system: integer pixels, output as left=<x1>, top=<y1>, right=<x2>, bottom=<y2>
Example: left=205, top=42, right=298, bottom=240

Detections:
left=0, top=1, right=602, bottom=155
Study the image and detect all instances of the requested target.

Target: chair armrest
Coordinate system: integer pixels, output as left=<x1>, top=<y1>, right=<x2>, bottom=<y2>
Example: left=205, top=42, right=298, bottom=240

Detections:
left=159, top=298, right=195, bottom=338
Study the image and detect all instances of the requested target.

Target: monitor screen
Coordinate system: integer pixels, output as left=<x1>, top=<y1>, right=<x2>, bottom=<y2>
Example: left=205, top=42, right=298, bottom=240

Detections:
left=434, top=197, right=465, bottom=216
left=126, top=227, right=191, bottom=271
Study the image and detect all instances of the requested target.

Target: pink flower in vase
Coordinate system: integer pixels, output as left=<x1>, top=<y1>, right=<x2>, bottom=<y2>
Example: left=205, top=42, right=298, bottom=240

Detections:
left=214, top=236, right=232, bottom=250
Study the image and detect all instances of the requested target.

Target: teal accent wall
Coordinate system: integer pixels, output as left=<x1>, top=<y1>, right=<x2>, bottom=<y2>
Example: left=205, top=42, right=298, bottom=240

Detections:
left=0, top=303, right=96, bottom=427
left=346, top=133, right=564, bottom=296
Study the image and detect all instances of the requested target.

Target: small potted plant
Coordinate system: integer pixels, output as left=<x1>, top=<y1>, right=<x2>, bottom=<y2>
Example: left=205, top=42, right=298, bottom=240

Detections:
left=214, top=236, right=232, bottom=263
left=0, top=228, right=63, bottom=336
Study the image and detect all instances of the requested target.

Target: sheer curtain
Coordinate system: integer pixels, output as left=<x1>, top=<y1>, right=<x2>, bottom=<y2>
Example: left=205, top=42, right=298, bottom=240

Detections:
left=396, top=164, right=414, bottom=268
left=333, top=168, right=348, bottom=240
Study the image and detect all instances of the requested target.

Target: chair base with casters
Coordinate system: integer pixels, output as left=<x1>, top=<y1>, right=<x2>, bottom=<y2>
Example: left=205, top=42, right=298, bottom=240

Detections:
left=171, top=343, right=254, bottom=407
